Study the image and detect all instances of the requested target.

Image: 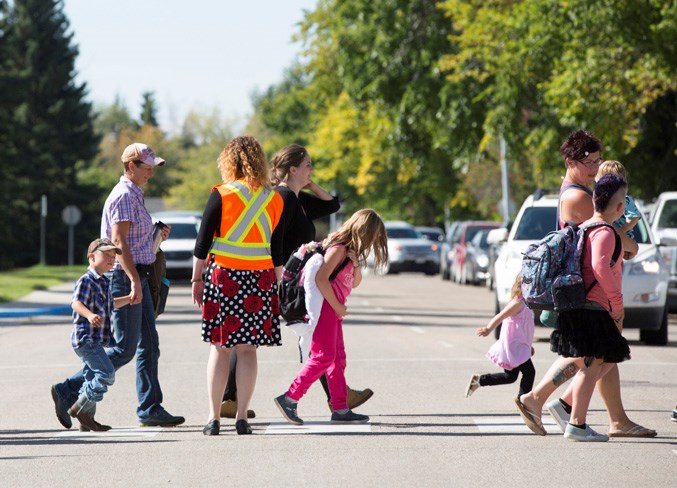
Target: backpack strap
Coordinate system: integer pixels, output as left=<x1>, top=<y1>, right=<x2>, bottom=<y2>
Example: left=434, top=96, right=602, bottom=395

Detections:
left=329, top=257, right=351, bottom=281
left=557, top=183, right=593, bottom=230
left=318, top=244, right=351, bottom=282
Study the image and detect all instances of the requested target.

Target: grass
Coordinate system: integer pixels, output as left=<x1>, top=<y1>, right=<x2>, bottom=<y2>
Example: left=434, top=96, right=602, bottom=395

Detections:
left=0, top=265, right=83, bottom=303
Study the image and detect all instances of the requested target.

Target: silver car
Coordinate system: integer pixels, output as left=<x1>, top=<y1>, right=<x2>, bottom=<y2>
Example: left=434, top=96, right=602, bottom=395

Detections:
left=378, top=221, right=440, bottom=275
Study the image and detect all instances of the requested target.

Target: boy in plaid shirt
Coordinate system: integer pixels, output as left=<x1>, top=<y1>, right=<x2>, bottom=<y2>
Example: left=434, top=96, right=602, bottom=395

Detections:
left=65, top=238, right=131, bottom=431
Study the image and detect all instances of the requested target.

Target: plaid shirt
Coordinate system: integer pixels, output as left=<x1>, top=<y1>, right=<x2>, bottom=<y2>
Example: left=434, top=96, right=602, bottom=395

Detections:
left=101, top=176, right=155, bottom=268
left=70, top=268, right=113, bottom=348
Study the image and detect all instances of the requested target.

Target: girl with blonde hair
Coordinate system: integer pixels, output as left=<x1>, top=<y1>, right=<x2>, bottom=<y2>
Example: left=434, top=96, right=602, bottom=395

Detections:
left=274, top=209, right=388, bottom=425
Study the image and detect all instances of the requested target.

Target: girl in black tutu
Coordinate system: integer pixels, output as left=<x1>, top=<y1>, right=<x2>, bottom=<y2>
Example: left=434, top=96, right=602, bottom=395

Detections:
left=551, top=174, right=631, bottom=441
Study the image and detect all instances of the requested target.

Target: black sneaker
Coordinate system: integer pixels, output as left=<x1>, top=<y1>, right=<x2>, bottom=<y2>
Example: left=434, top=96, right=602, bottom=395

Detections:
left=50, top=385, right=72, bottom=429
left=139, top=408, right=185, bottom=427
left=330, top=410, right=369, bottom=424
left=274, top=394, right=303, bottom=425
left=671, top=409, right=677, bottom=423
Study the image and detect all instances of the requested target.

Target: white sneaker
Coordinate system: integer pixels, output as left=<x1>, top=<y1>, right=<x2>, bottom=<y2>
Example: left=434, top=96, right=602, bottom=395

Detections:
left=564, top=423, right=609, bottom=442
left=546, top=399, right=570, bottom=432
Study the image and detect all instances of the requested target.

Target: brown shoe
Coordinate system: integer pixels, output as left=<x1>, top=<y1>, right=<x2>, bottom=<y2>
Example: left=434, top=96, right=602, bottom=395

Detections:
left=79, top=418, right=112, bottom=432
left=327, top=387, right=375, bottom=412
left=347, top=387, right=374, bottom=410
left=219, top=399, right=255, bottom=419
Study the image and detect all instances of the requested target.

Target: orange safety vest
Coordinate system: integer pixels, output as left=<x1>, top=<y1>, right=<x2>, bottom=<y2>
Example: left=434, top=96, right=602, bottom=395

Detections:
left=209, top=180, right=283, bottom=270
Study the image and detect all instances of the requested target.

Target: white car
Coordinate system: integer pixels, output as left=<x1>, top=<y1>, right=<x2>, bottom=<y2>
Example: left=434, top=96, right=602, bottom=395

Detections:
left=490, top=190, right=670, bottom=345
left=151, top=211, right=202, bottom=279
left=648, top=191, right=677, bottom=311
left=371, top=221, right=439, bottom=275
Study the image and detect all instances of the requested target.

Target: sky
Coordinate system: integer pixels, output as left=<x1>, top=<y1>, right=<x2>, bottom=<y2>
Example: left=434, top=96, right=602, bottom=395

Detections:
left=62, top=0, right=318, bottom=133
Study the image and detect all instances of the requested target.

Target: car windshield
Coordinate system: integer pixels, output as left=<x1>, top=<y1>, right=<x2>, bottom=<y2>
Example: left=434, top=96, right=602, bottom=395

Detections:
left=387, top=228, right=420, bottom=239
left=168, top=222, right=199, bottom=239
left=657, top=199, right=677, bottom=228
left=513, top=206, right=652, bottom=244
left=418, top=230, right=442, bottom=241
left=465, top=226, right=496, bottom=243
left=513, top=207, right=557, bottom=240
left=470, top=230, right=490, bottom=250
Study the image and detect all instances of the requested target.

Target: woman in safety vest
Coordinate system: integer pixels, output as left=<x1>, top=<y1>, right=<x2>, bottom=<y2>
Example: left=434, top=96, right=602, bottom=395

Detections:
left=191, top=136, right=284, bottom=436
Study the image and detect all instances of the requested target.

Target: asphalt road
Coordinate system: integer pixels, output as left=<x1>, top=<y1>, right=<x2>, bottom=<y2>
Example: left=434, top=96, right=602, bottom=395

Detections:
left=1, top=273, right=676, bottom=487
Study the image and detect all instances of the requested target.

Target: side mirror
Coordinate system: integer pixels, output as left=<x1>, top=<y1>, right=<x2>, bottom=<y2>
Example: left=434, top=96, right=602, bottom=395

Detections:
left=487, top=228, right=508, bottom=244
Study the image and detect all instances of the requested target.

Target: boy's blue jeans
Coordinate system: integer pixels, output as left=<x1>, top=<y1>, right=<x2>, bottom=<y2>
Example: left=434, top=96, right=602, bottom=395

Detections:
left=75, top=342, right=115, bottom=402
left=55, top=269, right=164, bottom=419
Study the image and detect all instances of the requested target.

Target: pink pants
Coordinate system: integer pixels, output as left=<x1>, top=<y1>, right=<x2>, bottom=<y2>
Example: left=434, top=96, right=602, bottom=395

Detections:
left=286, top=300, right=348, bottom=410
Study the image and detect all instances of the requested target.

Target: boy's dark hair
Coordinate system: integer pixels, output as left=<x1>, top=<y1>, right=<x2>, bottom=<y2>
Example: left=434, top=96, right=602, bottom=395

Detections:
left=559, top=130, right=603, bottom=161
left=593, top=174, right=627, bottom=212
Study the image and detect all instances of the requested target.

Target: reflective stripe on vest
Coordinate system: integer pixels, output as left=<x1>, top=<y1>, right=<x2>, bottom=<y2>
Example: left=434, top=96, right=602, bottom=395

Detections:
left=209, top=182, right=276, bottom=260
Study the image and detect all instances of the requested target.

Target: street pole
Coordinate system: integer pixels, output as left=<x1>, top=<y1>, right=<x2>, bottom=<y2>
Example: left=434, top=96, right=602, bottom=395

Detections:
left=40, top=194, right=47, bottom=265
left=500, top=136, right=510, bottom=224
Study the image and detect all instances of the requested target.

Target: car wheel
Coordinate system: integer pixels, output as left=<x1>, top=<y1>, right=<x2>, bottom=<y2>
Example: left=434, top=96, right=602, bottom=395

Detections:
left=441, top=265, right=450, bottom=280
left=639, top=306, right=668, bottom=346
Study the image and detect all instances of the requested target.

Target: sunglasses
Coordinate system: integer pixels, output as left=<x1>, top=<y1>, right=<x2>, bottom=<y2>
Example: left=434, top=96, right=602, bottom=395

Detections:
left=575, top=156, right=602, bottom=168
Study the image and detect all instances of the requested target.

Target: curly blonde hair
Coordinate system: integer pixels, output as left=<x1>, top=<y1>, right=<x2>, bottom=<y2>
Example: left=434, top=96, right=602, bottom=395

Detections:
left=324, top=209, right=389, bottom=273
left=217, top=136, right=270, bottom=189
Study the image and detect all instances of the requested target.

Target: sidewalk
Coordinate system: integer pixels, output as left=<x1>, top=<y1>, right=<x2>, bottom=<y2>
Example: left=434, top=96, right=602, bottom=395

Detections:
left=0, top=281, right=74, bottom=320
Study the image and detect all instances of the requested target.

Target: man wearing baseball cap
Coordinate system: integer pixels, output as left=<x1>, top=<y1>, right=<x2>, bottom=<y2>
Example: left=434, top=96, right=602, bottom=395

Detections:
left=52, top=143, right=185, bottom=428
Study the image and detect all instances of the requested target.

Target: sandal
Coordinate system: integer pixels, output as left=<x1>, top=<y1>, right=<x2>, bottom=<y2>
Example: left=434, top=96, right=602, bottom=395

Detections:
left=514, top=396, right=547, bottom=436
left=464, top=374, right=480, bottom=398
left=608, top=425, right=657, bottom=438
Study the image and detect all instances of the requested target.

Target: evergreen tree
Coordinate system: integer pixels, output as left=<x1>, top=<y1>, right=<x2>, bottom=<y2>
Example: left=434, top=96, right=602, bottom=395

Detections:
left=1, top=0, right=100, bottom=267
left=141, top=91, right=159, bottom=127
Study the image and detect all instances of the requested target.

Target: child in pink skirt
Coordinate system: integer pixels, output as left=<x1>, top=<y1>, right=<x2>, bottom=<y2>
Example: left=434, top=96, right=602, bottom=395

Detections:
left=274, top=209, right=388, bottom=425
left=465, top=273, right=535, bottom=398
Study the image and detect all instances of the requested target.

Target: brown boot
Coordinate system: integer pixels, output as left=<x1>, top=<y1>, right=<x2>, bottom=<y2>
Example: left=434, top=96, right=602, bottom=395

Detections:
left=79, top=418, right=112, bottom=432
left=347, top=387, right=374, bottom=410
left=328, top=387, right=375, bottom=412
left=219, top=399, right=256, bottom=419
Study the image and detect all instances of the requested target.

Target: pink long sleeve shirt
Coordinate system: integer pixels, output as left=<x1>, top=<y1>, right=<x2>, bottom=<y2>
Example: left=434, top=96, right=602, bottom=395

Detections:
left=581, top=219, right=624, bottom=312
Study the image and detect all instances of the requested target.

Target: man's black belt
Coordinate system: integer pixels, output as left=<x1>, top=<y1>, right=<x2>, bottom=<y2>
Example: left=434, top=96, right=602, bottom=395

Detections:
left=136, top=263, right=153, bottom=276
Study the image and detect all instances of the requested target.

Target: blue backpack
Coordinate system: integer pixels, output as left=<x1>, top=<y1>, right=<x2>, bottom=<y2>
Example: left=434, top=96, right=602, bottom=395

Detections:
left=521, top=222, right=622, bottom=312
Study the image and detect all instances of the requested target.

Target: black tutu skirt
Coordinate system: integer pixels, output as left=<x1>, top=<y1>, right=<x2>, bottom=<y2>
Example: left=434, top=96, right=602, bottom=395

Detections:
left=550, top=308, right=630, bottom=364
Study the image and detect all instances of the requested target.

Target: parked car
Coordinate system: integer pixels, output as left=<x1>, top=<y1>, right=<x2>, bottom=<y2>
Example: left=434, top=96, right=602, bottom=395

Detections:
left=375, top=221, right=439, bottom=275
left=151, top=211, right=202, bottom=279
left=648, top=191, right=677, bottom=312
left=415, top=226, right=444, bottom=243
left=449, top=221, right=500, bottom=283
left=490, top=190, right=670, bottom=345
left=461, top=228, right=493, bottom=285
left=440, top=221, right=463, bottom=280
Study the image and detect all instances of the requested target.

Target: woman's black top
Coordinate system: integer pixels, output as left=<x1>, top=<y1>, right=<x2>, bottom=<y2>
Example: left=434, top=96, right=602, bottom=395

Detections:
left=274, top=185, right=340, bottom=263
left=193, top=185, right=339, bottom=267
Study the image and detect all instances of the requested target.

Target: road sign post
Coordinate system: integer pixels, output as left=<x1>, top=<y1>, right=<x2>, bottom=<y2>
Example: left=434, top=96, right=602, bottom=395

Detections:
left=61, top=205, right=82, bottom=266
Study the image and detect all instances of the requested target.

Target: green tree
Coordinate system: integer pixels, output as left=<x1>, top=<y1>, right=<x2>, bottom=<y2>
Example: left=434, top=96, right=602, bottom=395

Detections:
left=1, top=0, right=100, bottom=267
left=439, top=0, right=677, bottom=200
left=140, top=90, right=159, bottom=127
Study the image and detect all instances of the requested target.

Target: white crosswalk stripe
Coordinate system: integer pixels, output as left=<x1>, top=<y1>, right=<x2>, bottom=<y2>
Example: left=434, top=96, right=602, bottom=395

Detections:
left=473, top=416, right=561, bottom=434
left=265, top=421, right=371, bottom=435
left=50, top=427, right=163, bottom=440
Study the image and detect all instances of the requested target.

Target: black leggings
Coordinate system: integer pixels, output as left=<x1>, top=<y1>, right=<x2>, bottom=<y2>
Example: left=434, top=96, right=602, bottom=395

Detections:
left=223, top=352, right=332, bottom=402
left=479, top=359, right=535, bottom=397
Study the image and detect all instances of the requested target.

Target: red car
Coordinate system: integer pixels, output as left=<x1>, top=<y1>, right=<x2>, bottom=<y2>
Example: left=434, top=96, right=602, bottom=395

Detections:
left=449, top=221, right=500, bottom=284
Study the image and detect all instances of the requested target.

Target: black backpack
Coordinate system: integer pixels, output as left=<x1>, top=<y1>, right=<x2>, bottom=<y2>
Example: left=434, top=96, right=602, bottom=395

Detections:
left=279, top=242, right=349, bottom=323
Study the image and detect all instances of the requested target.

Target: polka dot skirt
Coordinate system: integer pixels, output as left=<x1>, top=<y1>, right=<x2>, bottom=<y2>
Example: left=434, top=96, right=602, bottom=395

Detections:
left=200, top=262, right=281, bottom=347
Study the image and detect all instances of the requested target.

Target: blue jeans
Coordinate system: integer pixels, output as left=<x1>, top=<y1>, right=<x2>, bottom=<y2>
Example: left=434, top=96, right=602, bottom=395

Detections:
left=74, top=342, right=115, bottom=402
left=56, top=269, right=164, bottom=419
